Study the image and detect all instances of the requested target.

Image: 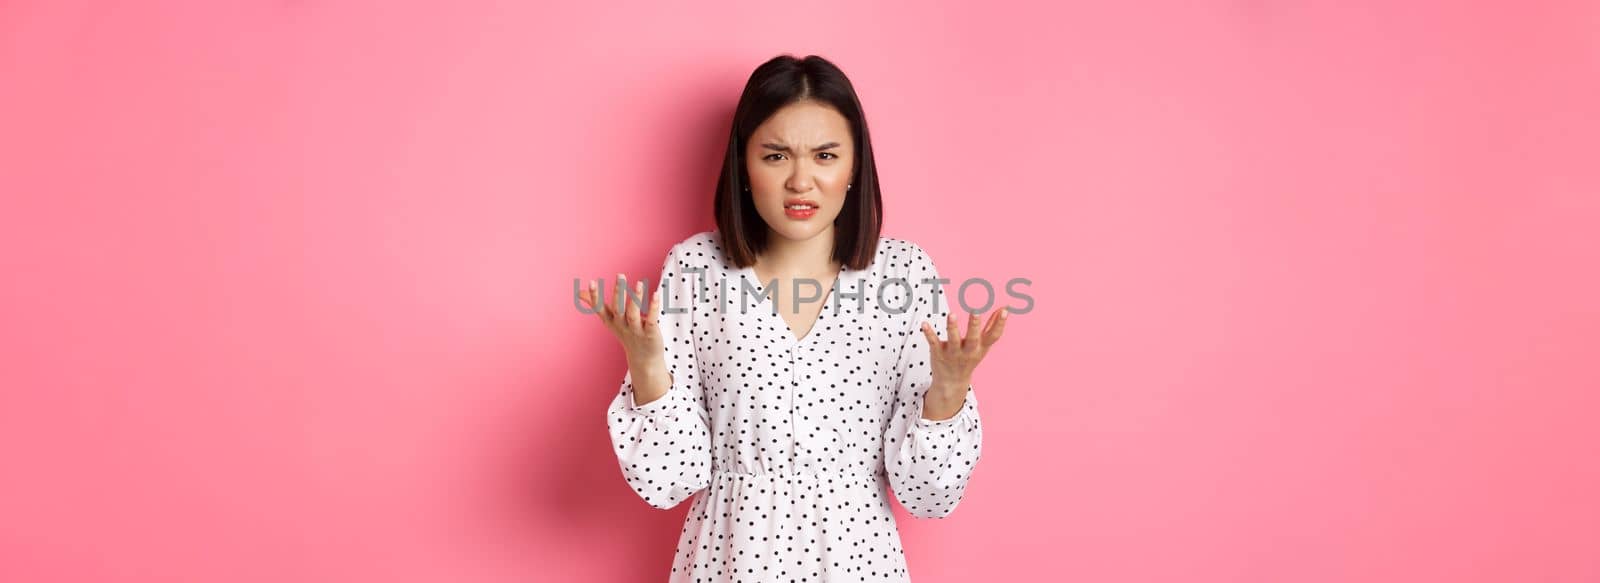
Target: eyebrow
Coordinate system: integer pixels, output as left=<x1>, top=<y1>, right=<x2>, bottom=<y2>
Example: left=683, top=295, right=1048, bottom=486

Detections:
left=760, top=141, right=841, bottom=153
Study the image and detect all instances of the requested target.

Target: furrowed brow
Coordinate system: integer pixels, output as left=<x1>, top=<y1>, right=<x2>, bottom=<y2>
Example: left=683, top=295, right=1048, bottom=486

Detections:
left=760, top=141, right=842, bottom=152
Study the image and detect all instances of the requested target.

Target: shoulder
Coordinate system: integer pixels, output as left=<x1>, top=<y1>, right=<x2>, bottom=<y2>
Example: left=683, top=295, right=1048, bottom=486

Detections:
left=665, top=230, right=722, bottom=266
left=876, top=235, right=936, bottom=274
left=679, top=230, right=719, bottom=249
left=670, top=230, right=719, bottom=254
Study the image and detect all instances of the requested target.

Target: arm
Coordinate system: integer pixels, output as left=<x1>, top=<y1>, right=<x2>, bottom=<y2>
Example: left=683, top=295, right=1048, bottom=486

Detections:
left=882, top=244, right=984, bottom=518
left=603, top=242, right=713, bottom=509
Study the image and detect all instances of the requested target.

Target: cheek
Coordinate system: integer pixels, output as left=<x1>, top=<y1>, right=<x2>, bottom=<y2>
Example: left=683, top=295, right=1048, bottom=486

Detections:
left=753, top=191, right=784, bottom=211
left=832, top=162, right=855, bottom=186
left=748, top=167, right=786, bottom=189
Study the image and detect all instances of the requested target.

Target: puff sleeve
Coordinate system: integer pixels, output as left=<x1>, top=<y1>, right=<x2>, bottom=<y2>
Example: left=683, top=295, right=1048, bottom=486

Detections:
left=882, top=243, right=984, bottom=518
left=604, top=242, right=713, bottom=510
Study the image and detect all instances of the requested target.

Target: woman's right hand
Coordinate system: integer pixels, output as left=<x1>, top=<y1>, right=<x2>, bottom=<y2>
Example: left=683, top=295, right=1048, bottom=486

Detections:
left=580, top=273, right=671, bottom=403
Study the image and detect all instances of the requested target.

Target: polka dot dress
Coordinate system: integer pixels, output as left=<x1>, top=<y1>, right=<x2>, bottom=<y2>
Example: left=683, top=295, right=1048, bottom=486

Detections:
left=606, top=231, right=983, bottom=582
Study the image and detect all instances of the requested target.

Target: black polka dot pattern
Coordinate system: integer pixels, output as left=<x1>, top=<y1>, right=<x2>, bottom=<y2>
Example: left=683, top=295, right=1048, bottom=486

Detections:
left=606, top=230, right=983, bottom=581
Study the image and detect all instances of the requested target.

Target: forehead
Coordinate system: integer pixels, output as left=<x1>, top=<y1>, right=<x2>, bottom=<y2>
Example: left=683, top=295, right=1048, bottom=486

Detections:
left=750, top=101, right=851, bottom=143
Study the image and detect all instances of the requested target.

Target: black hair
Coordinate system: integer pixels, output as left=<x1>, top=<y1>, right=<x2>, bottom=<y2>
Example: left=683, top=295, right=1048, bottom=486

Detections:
left=713, top=54, right=883, bottom=270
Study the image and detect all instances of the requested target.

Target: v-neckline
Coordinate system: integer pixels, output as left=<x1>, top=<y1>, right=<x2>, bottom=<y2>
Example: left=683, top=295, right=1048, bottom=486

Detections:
left=741, top=262, right=846, bottom=347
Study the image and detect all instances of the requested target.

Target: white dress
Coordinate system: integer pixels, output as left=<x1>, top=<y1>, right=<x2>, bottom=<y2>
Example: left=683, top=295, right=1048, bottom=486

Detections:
left=605, top=230, right=983, bottom=582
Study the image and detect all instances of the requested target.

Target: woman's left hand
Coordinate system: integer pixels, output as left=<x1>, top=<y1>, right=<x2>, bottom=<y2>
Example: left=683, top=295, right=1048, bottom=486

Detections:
left=919, top=307, right=1008, bottom=420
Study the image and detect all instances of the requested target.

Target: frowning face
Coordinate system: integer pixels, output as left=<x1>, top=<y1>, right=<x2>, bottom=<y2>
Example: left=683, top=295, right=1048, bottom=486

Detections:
left=744, top=100, right=856, bottom=243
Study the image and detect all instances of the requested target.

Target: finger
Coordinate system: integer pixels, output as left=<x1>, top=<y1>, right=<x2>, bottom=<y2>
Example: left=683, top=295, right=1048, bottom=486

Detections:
left=644, top=285, right=662, bottom=331
left=635, top=280, right=649, bottom=327
left=964, top=309, right=984, bottom=351
left=593, top=281, right=623, bottom=336
left=983, top=308, right=1008, bottom=346
left=599, top=279, right=623, bottom=328
left=611, top=273, right=627, bottom=316
left=945, top=311, right=962, bottom=355
left=980, top=305, right=1003, bottom=334
left=591, top=279, right=612, bottom=320
left=921, top=321, right=941, bottom=353
left=625, top=279, right=643, bottom=329
left=584, top=281, right=603, bottom=313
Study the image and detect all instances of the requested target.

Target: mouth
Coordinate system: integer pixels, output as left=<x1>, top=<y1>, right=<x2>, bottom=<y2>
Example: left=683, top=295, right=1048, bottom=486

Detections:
left=783, top=200, right=819, bottom=219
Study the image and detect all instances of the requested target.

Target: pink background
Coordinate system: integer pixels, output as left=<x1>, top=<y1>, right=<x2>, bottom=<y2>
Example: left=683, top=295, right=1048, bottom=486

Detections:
left=3, top=1, right=1598, bottom=581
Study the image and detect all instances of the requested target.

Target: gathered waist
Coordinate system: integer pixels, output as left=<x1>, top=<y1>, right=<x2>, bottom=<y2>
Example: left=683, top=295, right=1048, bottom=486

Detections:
left=710, top=466, right=884, bottom=480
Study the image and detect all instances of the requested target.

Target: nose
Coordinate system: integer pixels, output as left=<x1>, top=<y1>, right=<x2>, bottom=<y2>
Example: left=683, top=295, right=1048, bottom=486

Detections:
left=784, top=157, right=817, bottom=192
left=784, top=166, right=815, bottom=193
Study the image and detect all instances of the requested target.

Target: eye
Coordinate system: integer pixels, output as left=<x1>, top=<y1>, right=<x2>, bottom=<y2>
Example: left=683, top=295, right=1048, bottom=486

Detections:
left=763, top=153, right=786, bottom=161
left=818, top=152, right=837, bottom=160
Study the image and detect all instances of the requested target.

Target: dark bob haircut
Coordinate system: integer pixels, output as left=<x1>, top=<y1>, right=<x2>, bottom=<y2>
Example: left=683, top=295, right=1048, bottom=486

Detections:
left=713, top=54, right=883, bottom=270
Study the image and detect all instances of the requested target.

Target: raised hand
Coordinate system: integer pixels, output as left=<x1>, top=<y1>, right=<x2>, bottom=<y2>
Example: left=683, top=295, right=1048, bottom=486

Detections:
left=579, top=273, right=672, bottom=404
left=918, top=307, right=1007, bottom=419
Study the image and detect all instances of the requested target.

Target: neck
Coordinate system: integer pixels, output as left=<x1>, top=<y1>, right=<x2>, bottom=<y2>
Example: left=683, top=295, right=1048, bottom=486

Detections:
left=757, top=226, right=840, bottom=278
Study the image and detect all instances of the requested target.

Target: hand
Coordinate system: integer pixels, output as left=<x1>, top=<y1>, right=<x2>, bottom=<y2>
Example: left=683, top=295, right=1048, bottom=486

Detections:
left=919, top=307, right=1008, bottom=419
left=579, top=273, right=671, bottom=402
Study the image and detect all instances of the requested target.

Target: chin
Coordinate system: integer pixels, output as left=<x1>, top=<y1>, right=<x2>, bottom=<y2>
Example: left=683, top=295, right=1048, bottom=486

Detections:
left=766, top=218, right=835, bottom=242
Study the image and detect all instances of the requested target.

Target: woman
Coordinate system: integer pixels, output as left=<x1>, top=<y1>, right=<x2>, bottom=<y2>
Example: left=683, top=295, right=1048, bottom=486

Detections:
left=579, top=54, right=1006, bottom=582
